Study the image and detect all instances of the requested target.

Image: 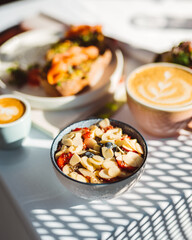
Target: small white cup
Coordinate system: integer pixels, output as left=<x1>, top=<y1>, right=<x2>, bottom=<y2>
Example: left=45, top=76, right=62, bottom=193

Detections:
left=0, top=94, right=31, bottom=149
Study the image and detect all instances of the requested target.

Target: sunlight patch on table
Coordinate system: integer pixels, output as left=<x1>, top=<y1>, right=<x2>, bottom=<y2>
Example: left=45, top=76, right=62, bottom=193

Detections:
left=23, top=137, right=52, bottom=149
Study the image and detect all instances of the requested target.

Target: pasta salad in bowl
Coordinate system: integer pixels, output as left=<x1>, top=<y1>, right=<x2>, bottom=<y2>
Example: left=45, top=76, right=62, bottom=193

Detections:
left=50, top=118, right=148, bottom=199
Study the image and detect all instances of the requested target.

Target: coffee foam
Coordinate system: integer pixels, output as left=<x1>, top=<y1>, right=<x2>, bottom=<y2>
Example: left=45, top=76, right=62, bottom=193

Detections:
left=0, top=98, right=25, bottom=124
left=0, top=106, right=19, bottom=121
left=128, top=66, right=192, bottom=109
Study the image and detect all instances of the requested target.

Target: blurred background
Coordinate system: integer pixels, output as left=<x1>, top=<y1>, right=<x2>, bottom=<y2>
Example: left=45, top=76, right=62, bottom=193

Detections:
left=1, top=0, right=192, bottom=54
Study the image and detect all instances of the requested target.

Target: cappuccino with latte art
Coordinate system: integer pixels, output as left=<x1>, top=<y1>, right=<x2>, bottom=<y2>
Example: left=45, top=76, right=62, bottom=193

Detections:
left=127, top=65, right=192, bottom=109
left=126, top=63, right=192, bottom=137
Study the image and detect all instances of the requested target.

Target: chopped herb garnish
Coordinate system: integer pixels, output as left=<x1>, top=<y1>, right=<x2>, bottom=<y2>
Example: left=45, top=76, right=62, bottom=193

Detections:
left=172, top=52, right=190, bottom=66
left=7, top=67, right=27, bottom=88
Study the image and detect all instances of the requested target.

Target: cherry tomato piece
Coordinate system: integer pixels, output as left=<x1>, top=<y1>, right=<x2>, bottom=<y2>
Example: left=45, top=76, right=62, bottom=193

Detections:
left=116, top=160, right=136, bottom=171
left=73, top=127, right=82, bottom=131
left=82, top=128, right=91, bottom=139
left=57, top=152, right=73, bottom=169
left=83, top=142, right=87, bottom=150
left=82, top=127, right=90, bottom=133
left=121, top=135, right=131, bottom=140
left=104, top=125, right=113, bottom=132
left=82, top=132, right=91, bottom=139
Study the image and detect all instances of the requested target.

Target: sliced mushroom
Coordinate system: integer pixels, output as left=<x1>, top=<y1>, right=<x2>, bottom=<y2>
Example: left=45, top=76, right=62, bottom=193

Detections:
left=88, top=155, right=104, bottom=169
left=101, top=133, right=109, bottom=142
left=72, top=132, right=83, bottom=147
left=116, top=155, right=123, bottom=161
left=62, top=138, right=73, bottom=146
left=78, top=149, right=86, bottom=155
left=93, top=170, right=100, bottom=177
left=115, top=138, right=124, bottom=147
left=79, top=168, right=93, bottom=178
left=66, top=145, right=76, bottom=153
left=123, top=138, right=137, bottom=151
left=63, top=164, right=72, bottom=175
left=73, top=145, right=83, bottom=154
left=114, top=151, right=122, bottom=158
left=102, top=158, right=117, bottom=169
left=76, top=174, right=89, bottom=183
left=94, top=127, right=103, bottom=138
left=93, top=144, right=101, bottom=152
left=89, top=125, right=103, bottom=138
left=69, top=153, right=81, bottom=166
left=69, top=172, right=77, bottom=178
left=80, top=156, right=95, bottom=172
left=101, top=132, right=114, bottom=142
left=61, top=145, right=68, bottom=151
left=108, top=166, right=121, bottom=178
left=102, top=147, right=114, bottom=159
left=55, top=149, right=65, bottom=159
left=99, top=169, right=112, bottom=179
left=69, top=172, right=88, bottom=183
left=90, top=175, right=102, bottom=183
left=106, top=128, right=122, bottom=139
left=92, top=155, right=104, bottom=162
left=88, top=149, right=100, bottom=155
left=136, top=143, right=144, bottom=154
left=122, top=144, right=132, bottom=151
left=99, top=118, right=110, bottom=128
left=122, top=152, right=143, bottom=167
left=84, top=138, right=97, bottom=149
left=62, top=132, right=75, bottom=142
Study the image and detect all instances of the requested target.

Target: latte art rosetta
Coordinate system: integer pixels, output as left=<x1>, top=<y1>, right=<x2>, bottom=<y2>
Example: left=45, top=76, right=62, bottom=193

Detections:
left=128, top=66, right=192, bottom=108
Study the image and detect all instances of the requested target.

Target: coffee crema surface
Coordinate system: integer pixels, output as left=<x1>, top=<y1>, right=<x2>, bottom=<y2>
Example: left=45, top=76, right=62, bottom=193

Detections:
left=127, top=66, right=192, bottom=108
left=0, top=98, right=25, bottom=124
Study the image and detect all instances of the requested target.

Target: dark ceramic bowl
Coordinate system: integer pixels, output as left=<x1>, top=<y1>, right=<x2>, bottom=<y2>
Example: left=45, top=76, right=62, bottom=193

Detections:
left=50, top=118, right=148, bottom=200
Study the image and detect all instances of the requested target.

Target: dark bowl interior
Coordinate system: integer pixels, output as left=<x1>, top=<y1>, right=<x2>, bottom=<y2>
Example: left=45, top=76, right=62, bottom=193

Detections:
left=50, top=118, right=148, bottom=199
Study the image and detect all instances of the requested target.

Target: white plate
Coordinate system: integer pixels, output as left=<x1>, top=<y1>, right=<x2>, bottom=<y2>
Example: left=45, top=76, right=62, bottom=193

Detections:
left=0, top=29, right=124, bottom=110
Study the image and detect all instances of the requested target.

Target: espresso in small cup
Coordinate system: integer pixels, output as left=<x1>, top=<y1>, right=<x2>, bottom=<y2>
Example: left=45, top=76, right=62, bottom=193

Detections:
left=0, top=98, right=25, bottom=124
left=126, top=63, right=192, bottom=137
left=0, top=94, right=31, bottom=149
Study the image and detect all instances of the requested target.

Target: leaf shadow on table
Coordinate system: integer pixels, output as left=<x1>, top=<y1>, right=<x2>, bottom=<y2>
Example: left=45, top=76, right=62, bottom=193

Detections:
left=25, top=131, right=192, bottom=240
left=0, top=106, right=191, bottom=240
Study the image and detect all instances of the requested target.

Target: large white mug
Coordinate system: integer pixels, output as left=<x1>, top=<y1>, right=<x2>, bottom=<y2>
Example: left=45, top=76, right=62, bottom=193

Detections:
left=0, top=94, right=31, bottom=149
left=126, top=63, right=192, bottom=137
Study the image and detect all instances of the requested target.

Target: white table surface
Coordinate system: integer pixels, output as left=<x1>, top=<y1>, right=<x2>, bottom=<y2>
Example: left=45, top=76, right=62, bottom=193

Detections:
left=0, top=1, right=192, bottom=240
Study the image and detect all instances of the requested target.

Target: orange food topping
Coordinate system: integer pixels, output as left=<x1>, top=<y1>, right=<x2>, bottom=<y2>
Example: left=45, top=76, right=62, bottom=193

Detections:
left=47, top=46, right=99, bottom=85
left=65, top=25, right=102, bottom=38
